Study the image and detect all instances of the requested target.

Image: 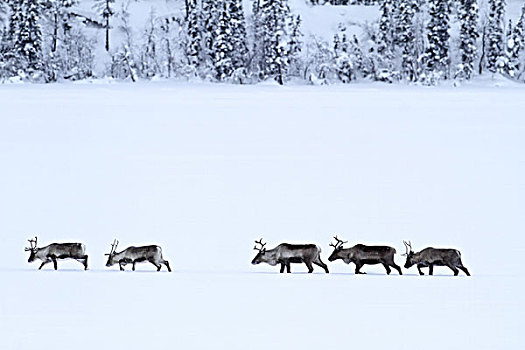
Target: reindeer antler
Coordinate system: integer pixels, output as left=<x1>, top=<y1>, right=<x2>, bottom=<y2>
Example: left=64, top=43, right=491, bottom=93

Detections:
left=253, top=238, right=266, bottom=252
left=25, top=236, right=38, bottom=251
left=330, top=235, right=347, bottom=249
left=402, top=240, right=413, bottom=256
left=106, top=239, right=119, bottom=256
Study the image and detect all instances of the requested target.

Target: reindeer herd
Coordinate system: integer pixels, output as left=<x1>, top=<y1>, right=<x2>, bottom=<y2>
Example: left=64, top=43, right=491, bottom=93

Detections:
left=24, top=235, right=470, bottom=276
left=251, top=236, right=470, bottom=276
left=25, top=237, right=171, bottom=272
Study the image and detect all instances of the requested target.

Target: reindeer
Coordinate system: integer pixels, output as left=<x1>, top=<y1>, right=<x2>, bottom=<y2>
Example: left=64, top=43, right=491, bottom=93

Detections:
left=251, top=239, right=329, bottom=273
left=402, top=241, right=471, bottom=276
left=25, top=236, right=88, bottom=270
left=328, top=236, right=402, bottom=275
left=105, top=239, right=172, bottom=272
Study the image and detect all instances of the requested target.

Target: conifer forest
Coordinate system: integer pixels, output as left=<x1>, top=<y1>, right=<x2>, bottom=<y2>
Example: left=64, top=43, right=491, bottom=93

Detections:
left=0, top=0, right=524, bottom=84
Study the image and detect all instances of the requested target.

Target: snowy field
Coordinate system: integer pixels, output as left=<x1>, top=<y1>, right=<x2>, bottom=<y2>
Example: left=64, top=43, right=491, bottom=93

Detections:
left=0, top=81, right=524, bottom=349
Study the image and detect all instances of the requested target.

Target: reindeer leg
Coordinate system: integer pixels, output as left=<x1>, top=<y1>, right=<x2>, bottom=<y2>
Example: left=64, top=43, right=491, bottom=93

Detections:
left=382, top=263, right=392, bottom=275
left=51, top=256, right=58, bottom=270
left=83, top=255, right=88, bottom=270
left=305, top=261, right=314, bottom=273
left=279, top=263, right=285, bottom=273
left=75, top=256, right=88, bottom=270
left=148, top=260, right=161, bottom=271
left=163, top=260, right=172, bottom=272
left=39, top=259, right=51, bottom=270
left=132, top=261, right=136, bottom=271
left=391, top=262, right=402, bottom=275
left=119, top=260, right=125, bottom=271
left=286, top=262, right=291, bottom=273
left=458, top=266, right=471, bottom=276
left=355, top=263, right=366, bottom=274
left=417, top=264, right=425, bottom=275
left=446, top=263, right=459, bottom=276
left=313, top=257, right=329, bottom=273
left=429, top=264, right=434, bottom=275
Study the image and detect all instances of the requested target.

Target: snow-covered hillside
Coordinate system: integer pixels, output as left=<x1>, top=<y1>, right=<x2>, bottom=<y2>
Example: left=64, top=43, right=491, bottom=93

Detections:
left=3, top=0, right=525, bottom=84
left=0, top=82, right=524, bottom=349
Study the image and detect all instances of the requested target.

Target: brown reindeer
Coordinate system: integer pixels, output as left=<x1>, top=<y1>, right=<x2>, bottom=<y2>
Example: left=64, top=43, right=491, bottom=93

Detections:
left=251, top=239, right=329, bottom=273
left=402, top=241, right=471, bottom=276
left=328, top=236, right=402, bottom=275
left=25, top=236, right=88, bottom=270
left=105, top=239, right=172, bottom=272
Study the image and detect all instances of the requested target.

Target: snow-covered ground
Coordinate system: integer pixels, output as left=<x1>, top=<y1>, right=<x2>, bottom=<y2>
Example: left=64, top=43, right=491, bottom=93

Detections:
left=0, top=81, right=524, bottom=349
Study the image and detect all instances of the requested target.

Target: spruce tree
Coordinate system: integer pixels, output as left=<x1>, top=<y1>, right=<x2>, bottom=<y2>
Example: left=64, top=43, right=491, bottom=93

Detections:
left=228, top=0, right=249, bottom=71
left=397, top=0, right=419, bottom=81
left=185, top=0, right=202, bottom=69
left=424, top=0, right=450, bottom=79
left=333, top=27, right=352, bottom=83
left=8, top=0, right=21, bottom=41
left=377, top=0, right=394, bottom=57
left=212, top=1, right=233, bottom=80
left=503, top=19, right=517, bottom=77
left=202, top=0, right=219, bottom=64
left=457, top=0, right=479, bottom=80
left=257, top=0, right=295, bottom=84
left=373, top=0, right=396, bottom=80
left=13, top=0, right=44, bottom=74
left=486, top=0, right=505, bottom=73
left=511, top=4, right=525, bottom=79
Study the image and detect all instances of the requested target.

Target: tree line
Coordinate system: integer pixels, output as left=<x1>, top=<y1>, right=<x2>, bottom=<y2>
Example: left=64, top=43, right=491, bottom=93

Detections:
left=0, top=0, right=524, bottom=84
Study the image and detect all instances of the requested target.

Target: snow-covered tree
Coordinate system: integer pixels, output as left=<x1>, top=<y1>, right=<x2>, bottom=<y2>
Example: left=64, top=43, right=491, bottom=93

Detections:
left=303, top=35, right=333, bottom=84
left=424, top=0, right=450, bottom=80
left=42, top=0, right=75, bottom=53
left=288, top=14, right=302, bottom=77
left=212, top=1, right=233, bottom=80
left=228, top=0, right=249, bottom=71
left=397, top=0, right=419, bottom=81
left=202, top=0, right=219, bottom=65
left=44, top=23, right=95, bottom=81
left=377, top=0, right=394, bottom=57
left=94, top=0, right=115, bottom=52
left=154, top=15, right=179, bottom=78
left=486, top=0, right=506, bottom=73
left=139, top=10, right=160, bottom=79
left=254, top=0, right=298, bottom=84
left=372, top=0, right=397, bottom=80
left=185, top=0, right=202, bottom=71
left=10, top=0, right=44, bottom=75
left=508, top=4, right=525, bottom=79
left=456, top=0, right=479, bottom=80
left=333, top=27, right=353, bottom=83
left=111, top=3, right=137, bottom=81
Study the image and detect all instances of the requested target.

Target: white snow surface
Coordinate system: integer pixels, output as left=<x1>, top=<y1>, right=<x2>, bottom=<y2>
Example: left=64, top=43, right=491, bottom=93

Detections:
left=0, top=81, right=524, bottom=349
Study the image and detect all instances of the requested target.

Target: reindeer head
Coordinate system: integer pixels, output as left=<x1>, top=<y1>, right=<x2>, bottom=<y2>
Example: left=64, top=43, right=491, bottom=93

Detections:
left=402, top=241, right=415, bottom=268
left=105, top=239, right=119, bottom=267
left=25, top=236, right=38, bottom=262
left=251, top=238, right=267, bottom=265
left=328, top=235, right=347, bottom=262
